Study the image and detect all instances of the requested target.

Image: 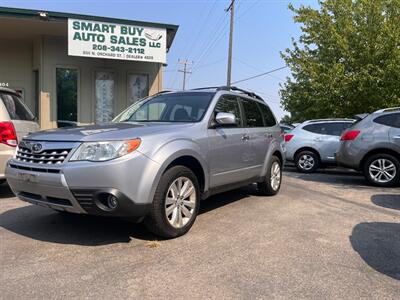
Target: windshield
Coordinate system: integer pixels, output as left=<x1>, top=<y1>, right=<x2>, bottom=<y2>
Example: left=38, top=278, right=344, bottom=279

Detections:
left=113, top=92, right=214, bottom=123
left=0, top=92, right=35, bottom=121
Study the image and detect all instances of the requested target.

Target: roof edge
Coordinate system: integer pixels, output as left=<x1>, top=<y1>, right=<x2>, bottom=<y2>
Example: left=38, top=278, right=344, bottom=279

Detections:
left=0, top=6, right=178, bottom=50
left=0, top=6, right=179, bottom=30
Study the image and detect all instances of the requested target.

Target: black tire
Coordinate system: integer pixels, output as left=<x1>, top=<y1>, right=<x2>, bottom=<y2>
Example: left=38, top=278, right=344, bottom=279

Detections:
left=144, top=166, right=200, bottom=239
left=0, top=179, right=5, bottom=185
left=258, top=155, right=282, bottom=196
left=363, top=153, right=400, bottom=187
left=295, top=150, right=319, bottom=173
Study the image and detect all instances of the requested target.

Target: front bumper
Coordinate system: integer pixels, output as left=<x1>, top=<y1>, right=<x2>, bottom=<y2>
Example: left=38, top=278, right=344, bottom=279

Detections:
left=5, top=151, right=158, bottom=218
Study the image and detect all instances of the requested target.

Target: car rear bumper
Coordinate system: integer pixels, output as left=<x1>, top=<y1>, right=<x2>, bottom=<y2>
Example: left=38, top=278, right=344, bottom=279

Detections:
left=335, top=143, right=360, bottom=170
left=0, top=145, right=14, bottom=179
left=5, top=152, right=158, bottom=218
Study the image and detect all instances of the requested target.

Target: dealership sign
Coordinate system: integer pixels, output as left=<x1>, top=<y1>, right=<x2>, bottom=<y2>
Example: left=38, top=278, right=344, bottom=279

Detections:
left=68, top=19, right=166, bottom=63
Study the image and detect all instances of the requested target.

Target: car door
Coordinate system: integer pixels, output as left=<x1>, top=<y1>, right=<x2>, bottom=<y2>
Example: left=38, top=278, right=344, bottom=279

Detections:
left=239, top=98, right=268, bottom=178
left=207, top=95, right=250, bottom=187
left=316, top=122, right=350, bottom=162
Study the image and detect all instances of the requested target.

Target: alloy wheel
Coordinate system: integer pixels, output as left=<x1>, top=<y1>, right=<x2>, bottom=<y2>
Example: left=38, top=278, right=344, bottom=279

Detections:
left=270, top=161, right=281, bottom=191
left=298, top=154, right=315, bottom=171
left=165, top=176, right=196, bottom=228
left=368, top=158, right=397, bottom=184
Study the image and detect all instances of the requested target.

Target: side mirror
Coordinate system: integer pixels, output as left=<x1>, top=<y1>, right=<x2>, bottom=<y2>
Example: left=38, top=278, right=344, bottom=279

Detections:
left=215, top=112, right=237, bottom=126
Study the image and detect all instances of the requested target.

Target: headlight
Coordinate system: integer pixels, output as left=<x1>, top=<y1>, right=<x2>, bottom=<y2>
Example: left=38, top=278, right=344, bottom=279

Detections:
left=70, top=139, right=141, bottom=162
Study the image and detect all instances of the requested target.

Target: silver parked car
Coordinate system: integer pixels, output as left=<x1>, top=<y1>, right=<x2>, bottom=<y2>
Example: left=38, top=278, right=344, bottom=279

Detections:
left=285, top=119, right=354, bottom=173
left=336, top=107, right=400, bottom=187
left=6, top=87, right=285, bottom=238
left=0, top=88, right=39, bottom=184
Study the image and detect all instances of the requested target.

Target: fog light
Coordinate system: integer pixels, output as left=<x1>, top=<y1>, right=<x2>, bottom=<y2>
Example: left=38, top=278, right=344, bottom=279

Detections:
left=107, top=195, right=118, bottom=209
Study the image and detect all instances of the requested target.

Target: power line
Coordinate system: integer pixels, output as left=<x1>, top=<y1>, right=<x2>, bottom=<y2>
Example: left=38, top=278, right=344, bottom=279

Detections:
left=232, top=66, right=288, bottom=84
left=233, top=57, right=286, bottom=81
left=190, top=17, right=229, bottom=71
left=168, top=0, right=218, bottom=89
left=181, top=0, right=218, bottom=60
left=235, top=0, right=262, bottom=21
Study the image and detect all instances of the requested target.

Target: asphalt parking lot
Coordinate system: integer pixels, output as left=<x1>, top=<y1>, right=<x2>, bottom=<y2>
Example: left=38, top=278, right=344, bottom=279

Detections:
left=1, top=168, right=399, bottom=299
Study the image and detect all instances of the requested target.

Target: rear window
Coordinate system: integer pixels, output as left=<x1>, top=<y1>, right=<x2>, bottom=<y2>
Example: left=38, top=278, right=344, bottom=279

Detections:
left=1, top=93, right=34, bottom=121
left=258, top=103, right=276, bottom=127
left=373, top=113, right=400, bottom=128
left=303, top=122, right=351, bottom=136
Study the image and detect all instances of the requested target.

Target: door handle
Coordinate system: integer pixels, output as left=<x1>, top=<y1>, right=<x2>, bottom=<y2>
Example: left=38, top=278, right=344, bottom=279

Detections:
left=241, top=134, right=250, bottom=141
left=314, top=138, right=322, bottom=142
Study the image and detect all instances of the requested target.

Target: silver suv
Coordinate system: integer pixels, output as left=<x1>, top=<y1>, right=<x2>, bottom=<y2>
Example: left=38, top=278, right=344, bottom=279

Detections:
left=336, top=108, right=400, bottom=187
left=6, top=87, right=285, bottom=238
left=285, top=119, right=354, bottom=173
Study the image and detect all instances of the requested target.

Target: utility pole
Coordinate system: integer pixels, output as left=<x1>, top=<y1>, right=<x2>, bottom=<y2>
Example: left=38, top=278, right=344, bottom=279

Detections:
left=178, top=59, right=193, bottom=90
left=226, top=0, right=235, bottom=87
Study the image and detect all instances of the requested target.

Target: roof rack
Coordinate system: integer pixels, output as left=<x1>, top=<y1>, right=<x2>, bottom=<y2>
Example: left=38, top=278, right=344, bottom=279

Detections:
left=374, top=107, right=400, bottom=113
left=304, top=118, right=355, bottom=123
left=191, top=86, right=264, bottom=101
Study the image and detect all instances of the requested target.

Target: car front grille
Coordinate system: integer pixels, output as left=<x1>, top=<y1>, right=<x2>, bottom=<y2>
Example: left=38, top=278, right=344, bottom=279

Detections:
left=16, top=146, right=72, bottom=165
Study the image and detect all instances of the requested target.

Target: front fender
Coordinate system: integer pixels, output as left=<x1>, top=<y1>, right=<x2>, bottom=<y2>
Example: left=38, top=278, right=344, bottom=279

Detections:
left=142, top=139, right=209, bottom=205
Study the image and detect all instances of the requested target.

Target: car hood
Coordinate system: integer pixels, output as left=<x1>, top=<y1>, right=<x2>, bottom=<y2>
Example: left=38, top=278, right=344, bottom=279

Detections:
left=24, top=122, right=194, bottom=142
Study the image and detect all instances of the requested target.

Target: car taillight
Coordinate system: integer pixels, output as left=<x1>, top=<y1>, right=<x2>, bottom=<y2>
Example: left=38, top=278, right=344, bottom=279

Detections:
left=284, top=134, right=294, bottom=142
left=340, top=130, right=360, bottom=141
left=0, top=122, right=18, bottom=147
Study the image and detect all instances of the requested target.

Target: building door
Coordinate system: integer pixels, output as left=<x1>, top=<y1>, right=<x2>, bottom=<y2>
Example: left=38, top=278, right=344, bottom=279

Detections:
left=56, top=68, right=78, bottom=127
left=127, top=73, right=148, bottom=105
left=95, top=71, right=115, bottom=123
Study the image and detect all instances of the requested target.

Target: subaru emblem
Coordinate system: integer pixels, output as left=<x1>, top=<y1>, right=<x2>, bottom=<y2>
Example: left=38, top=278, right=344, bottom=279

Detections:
left=32, top=143, right=42, bottom=153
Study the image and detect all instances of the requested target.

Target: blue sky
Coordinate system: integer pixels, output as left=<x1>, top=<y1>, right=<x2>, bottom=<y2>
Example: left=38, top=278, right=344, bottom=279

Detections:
left=1, top=0, right=318, bottom=119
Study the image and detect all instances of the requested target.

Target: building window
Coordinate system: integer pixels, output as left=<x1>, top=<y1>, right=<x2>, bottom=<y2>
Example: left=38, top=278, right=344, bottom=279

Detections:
left=56, top=68, right=78, bottom=125
left=127, top=74, right=148, bottom=105
left=95, top=71, right=115, bottom=123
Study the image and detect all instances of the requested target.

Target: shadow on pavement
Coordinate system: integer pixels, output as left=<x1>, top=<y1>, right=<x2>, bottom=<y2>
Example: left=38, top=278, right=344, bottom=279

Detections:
left=0, top=205, right=155, bottom=245
left=284, top=166, right=370, bottom=188
left=200, top=185, right=257, bottom=215
left=371, top=194, right=400, bottom=210
left=350, top=222, right=400, bottom=280
left=0, top=187, right=254, bottom=246
left=0, top=182, right=14, bottom=199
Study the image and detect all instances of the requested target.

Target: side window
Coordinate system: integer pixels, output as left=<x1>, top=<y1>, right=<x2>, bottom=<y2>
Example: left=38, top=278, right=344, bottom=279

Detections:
left=324, top=123, right=347, bottom=136
left=373, top=113, right=400, bottom=128
left=303, top=123, right=344, bottom=136
left=241, top=98, right=264, bottom=128
left=214, top=95, right=242, bottom=126
left=342, top=122, right=353, bottom=131
left=258, top=103, right=276, bottom=127
left=303, top=124, right=322, bottom=134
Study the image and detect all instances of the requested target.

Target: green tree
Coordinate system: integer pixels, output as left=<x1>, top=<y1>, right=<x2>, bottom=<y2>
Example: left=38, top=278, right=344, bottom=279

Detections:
left=280, top=114, right=293, bottom=124
left=280, top=0, right=400, bottom=122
